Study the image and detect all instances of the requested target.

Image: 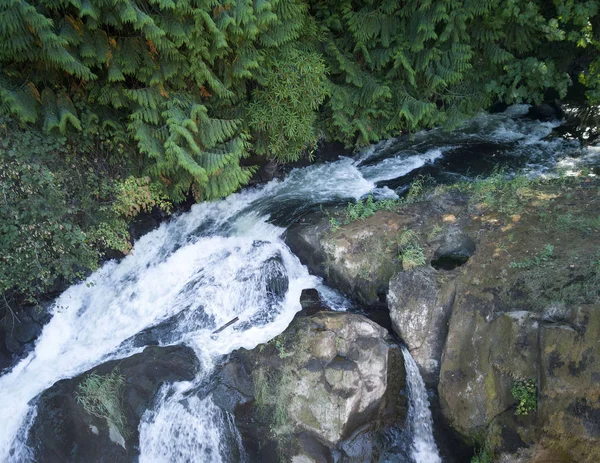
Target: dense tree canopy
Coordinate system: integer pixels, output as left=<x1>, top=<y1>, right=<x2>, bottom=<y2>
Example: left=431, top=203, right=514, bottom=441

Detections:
left=1, top=0, right=600, bottom=302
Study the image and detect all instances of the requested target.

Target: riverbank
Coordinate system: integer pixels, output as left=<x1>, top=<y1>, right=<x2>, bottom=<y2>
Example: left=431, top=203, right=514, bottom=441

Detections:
left=286, top=171, right=600, bottom=461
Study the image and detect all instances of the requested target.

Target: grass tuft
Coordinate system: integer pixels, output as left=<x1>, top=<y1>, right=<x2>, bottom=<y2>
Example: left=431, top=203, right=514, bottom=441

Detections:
left=76, top=369, right=129, bottom=438
left=395, top=229, right=426, bottom=270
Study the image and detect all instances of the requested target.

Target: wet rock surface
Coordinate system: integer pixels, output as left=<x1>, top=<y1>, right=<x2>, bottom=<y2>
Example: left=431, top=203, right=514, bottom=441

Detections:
left=0, top=305, right=51, bottom=374
left=388, top=267, right=456, bottom=385
left=27, top=345, right=199, bottom=462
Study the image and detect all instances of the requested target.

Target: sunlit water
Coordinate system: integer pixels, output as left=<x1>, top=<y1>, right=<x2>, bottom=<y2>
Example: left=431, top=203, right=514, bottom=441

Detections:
left=1, top=106, right=596, bottom=462
left=402, top=347, right=441, bottom=463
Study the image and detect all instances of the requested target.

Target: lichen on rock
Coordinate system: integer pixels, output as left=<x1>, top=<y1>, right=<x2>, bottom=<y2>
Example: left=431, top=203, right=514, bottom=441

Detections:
left=212, top=308, right=407, bottom=461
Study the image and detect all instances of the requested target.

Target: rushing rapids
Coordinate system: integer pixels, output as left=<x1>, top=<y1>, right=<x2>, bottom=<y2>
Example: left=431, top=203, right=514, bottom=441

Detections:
left=0, top=106, right=596, bottom=462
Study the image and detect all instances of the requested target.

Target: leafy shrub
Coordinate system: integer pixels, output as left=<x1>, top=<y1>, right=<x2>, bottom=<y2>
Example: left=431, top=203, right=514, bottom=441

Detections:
left=113, top=177, right=172, bottom=218
left=3, top=0, right=598, bottom=195
left=0, top=119, right=169, bottom=304
left=248, top=49, right=328, bottom=162
left=511, top=379, right=537, bottom=416
left=76, top=370, right=129, bottom=437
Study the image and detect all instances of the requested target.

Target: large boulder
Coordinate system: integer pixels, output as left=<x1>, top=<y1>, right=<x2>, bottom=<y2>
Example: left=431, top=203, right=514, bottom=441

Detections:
left=439, top=301, right=600, bottom=462
left=211, top=310, right=407, bottom=462
left=28, top=345, right=199, bottom=462
left=388, top=267, right=456, bottom=385
left=286, top=210, right=406, bottom=307
left=439, top=307, right=539, bottom=437
left=537, top=304, right=600, bottom=462
left=285, top=191, right=470, bottom=309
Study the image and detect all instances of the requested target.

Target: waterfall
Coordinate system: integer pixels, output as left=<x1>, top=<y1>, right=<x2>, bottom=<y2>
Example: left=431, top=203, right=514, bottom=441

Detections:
left=0, top=106, right=590, bottom=462
left=401, top=346, right=441, bottom=463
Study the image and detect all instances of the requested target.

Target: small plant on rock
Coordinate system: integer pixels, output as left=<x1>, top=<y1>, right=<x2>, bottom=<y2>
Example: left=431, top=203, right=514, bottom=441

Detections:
left=511, top=379, right=537, bottom=416
left=471, top=447, right=493, bottom=463
left=509, top=244, right=554, bottom=269
left=396, top=229, right=426, bottom=270
left=329, top=217, right=341, bottom=232
left=345, top=195, right=378, bottom=222
left=343, top=195, right=401, bottom=224
left=76, top=369, right=129, bottom=437
left=275, top=340, right=293, bottom=359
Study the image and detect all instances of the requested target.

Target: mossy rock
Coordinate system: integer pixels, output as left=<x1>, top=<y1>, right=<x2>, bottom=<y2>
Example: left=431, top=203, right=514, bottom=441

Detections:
left=213, top=311, right=407, bottom=462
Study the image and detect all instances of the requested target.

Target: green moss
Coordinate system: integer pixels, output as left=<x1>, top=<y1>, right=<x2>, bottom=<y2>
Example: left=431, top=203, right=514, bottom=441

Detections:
left=471, top=447, right=493, bottom=463
left=298, top=404, right=320, bottom=429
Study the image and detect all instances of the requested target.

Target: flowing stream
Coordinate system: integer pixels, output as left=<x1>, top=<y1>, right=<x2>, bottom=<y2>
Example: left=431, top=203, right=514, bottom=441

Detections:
left=0, top=105, right=597, bottom=462
left=402, top=346, right=441, bottom=463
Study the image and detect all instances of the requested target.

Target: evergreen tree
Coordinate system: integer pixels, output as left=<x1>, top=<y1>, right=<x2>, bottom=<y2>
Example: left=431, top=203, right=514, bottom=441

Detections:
left=308, top=0, right=590, bottom=148
left=0, top=0, right=327, bottom=201
left=1, top=0, right=599, bottom=186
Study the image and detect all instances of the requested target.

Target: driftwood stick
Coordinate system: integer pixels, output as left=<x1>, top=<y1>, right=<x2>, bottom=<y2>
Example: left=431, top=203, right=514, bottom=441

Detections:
left=212, top=316, right=239, bottom=334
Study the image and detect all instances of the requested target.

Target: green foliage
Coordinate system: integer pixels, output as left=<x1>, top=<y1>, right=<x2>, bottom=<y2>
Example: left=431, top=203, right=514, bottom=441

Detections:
left=555, top=213, right=600, bottom=234
left=510, top=244, right=554, bottom=269
left=396, top=229, right=426, bottom=270
left=0, top=124, right=118, bottom=302
left=275, top=339, right=293, bottom=359
left=402, top=175, right=436, bottom=204
left=345, top=195, right=378, bottom=222
left=0, top=0, right=326, bottom=201
left=310, top=0, right=597, bottom=147
left=511, top=379, right=537, bottom=416
left=473, top=172, right=533, bottom=214
left=76, top=370, right=129, bottom=437
left=248, top=48, right=328, bottom=162
left=329, top=217, right=341, bottom=232
left=333, top=177, right=432, bottom=230
left=0, top=119, right=168, bottom=304
left=343, top=195, right=399, bottom=223
left=113, top=177, right=172, bottom=218
left=444, top=168, right=535, bottom=214
left=2, top=0, right=600, bottom=190
left=3, top=0, right=600, bottom=304
left=428, top=224, right=444, bottom=241
left=471, top=447, right=494, bottom=463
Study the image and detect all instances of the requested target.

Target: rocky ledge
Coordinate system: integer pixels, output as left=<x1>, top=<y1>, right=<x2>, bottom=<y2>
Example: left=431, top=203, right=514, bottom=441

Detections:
left=286, top=176, right=600, bottom=462
left=27, top=345, right=199, bottom=462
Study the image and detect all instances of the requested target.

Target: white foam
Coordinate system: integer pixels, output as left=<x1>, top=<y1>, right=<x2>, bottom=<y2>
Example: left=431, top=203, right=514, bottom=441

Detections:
left=359, top=147, right=448, bottom=183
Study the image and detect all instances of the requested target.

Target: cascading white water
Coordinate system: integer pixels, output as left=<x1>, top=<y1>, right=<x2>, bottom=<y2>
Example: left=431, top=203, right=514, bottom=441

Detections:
left=0, top=106, right=595, bottom=462
left=0, top=159, right=371, bottom=462
left=401, top=346, right=441, bottom=463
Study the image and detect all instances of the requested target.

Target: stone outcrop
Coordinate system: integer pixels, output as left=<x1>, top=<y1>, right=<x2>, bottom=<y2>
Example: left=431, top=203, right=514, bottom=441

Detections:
left=388, top=267, right=456, bottom=384
left=285, top=192, right=470, bottom=308
left=28, top=345, right=199, bottom=462
left=211, top=308, right=407, bottom=462
left=286, top=210, right=404, bottom=307
left=434, top=179, right=600, bottom=461
left=286, top=177, right=600, bottom=461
